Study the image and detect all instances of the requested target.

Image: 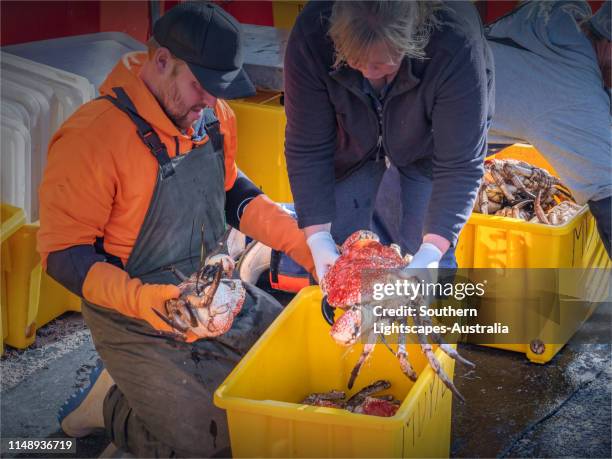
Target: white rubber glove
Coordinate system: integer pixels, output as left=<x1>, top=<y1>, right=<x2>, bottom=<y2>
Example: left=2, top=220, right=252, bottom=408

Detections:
left=403, top=242, right=443, bottom=304
left=306, top=231, right=340, bottom=282
left=406, top=242, right=443, bottom=269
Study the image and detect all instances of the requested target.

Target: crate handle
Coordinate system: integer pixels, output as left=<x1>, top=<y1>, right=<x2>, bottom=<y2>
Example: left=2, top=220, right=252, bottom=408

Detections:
left=26, top=261, right=42, bottom=335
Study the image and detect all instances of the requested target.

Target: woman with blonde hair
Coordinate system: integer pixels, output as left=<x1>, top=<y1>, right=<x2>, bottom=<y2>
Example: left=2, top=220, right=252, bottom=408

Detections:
left=284, top=0, right=494, bottom=277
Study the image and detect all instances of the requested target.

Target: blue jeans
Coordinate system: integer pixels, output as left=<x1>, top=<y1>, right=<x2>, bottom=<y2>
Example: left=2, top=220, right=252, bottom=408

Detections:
left=331, top=160, right=457, bottom=269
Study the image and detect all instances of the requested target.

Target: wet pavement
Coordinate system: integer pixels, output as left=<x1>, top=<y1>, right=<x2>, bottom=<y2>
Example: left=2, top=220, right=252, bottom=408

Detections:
left=452, top=301, right=612, bottom=458
left=2, top=292, right=610, bottom=458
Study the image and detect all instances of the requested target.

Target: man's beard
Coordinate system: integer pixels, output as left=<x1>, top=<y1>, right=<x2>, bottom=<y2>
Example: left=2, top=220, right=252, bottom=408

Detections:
left=159, top=81, right=204, bottom=130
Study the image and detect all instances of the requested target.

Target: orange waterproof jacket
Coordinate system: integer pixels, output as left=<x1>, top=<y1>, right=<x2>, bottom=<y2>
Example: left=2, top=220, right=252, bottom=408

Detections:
left=37, top=52, right=238, bottom=267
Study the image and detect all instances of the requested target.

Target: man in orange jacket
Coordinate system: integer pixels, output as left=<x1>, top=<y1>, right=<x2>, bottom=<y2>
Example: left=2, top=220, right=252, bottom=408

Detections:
left=38, top=3, right=314, bottom=457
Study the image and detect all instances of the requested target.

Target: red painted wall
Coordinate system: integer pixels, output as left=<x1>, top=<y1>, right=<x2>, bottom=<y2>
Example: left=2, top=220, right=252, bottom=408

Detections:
left=1, top=1, right=607, bottom=46
left=1, top=1, right=101, bottom=46
left=0, top=0, right=151, bottom=46
left=216, top=1, right=273, bottom=26
left=99, top=1, right=150, bottom=43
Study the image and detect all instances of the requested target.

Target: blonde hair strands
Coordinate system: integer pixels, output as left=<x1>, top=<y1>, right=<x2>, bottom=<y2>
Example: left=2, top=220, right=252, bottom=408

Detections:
left=329, top=1, right=443, bottom=68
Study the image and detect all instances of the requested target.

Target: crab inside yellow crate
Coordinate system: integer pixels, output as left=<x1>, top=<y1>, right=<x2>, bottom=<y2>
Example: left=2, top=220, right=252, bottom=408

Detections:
left=215, top=287, right=457, bottom=458
left=455, top=144, right=611, bottom=363
left=0, top=204, right=81, bottom=351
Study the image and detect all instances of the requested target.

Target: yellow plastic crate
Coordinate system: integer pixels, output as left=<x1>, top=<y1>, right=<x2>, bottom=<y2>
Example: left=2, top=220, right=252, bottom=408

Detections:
left=272, top=1, right=306, bottom=29
left=456, top=144, right=609, bottom=269
left=228, top=91, right=293, bottom=202
left=215, top=287, right=456, bottom=458
left=1, top=204, right=27, bottom=354
left=0, top=207, right=81, bottom=350
left=455, top=144, right=610, bottom=363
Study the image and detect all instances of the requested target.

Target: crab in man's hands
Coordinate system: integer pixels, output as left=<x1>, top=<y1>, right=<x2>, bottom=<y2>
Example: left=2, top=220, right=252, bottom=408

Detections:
left=321, top=230, right=474, bottom=401
left=152, top=230, right=246, bottom=341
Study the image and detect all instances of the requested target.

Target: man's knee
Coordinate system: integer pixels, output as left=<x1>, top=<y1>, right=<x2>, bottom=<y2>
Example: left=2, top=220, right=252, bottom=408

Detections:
left=105, top=381, right=230, bottom=457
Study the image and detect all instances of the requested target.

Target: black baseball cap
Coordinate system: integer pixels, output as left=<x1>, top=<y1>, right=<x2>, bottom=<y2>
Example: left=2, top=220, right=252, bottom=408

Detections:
left=153, top=2, right=255, bottom=99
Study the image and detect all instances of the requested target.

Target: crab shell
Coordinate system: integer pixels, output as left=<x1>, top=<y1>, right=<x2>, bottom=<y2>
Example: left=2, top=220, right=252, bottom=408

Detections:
left=322, top=231, right=405, bottom=309
left=188, top=279, right=245, bottom=337
left=356, top=397, right=399, bottom=417
left=166, top=278, right=246, bottom=338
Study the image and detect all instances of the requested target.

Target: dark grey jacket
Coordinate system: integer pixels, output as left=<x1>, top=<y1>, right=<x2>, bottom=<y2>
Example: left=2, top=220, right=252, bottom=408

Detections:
left=284, top=1, right=494, bottom=245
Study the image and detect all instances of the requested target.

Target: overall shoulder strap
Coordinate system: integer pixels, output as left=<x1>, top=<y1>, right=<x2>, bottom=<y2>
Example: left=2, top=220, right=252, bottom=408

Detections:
left=98, top=87, right=175, bottom=179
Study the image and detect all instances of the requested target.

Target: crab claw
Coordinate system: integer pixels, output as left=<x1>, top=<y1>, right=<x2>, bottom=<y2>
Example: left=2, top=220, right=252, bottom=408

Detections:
left=330, top=307, right=362, bottom=346
left=199, top=264, right=223, bottom=308
left=152, top=304, right=190, bottom=334
left=205, top=254, right=235, bottom=277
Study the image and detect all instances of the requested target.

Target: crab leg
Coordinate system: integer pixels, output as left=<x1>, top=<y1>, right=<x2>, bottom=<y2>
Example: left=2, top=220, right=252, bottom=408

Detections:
left=202, top=227, right=234, bottom=264
left=511, top=199, right=532, bottom=220
left=347, top=324, right=377, bottom=390
left=348, top=342, right=376, bottom=390
left=200, top=224, right=207, bottom=267
left=397, top=315, right=418, bottom=381
left=302, top=390, right=346, bottom=405
left=413, top=312, right=466, bottom=402
left=183, top=300, right=200, bottom=327
left=503, top=163, right=536, bottom=199
left=379, top=333, right=397, bottom=356
left=479, top=186, right=489, bottom=215
left=346, top=379, right=391, bottom=412
left=490, top=164, right=517, bottom=201
left=534, top=189, right=550, bottom=224
left=418, top=311, right=475, bottom=369
left=170, top=266, right=189, bottom=283
left=198, top=264, right=223, bottom=306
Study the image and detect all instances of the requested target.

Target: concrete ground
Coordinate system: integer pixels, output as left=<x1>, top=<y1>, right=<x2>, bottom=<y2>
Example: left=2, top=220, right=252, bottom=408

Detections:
left=2, top=289, right=610, bottom=458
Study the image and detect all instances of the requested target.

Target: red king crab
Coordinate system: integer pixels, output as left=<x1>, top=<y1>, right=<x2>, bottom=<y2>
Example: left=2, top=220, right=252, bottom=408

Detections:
left=153, top=233, right=246, bottom=341
left=302, top=380, right=401, bottom=417
left=474, top=158, right=580, bottom=225
left=321, top=230, right=474, bottom=401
